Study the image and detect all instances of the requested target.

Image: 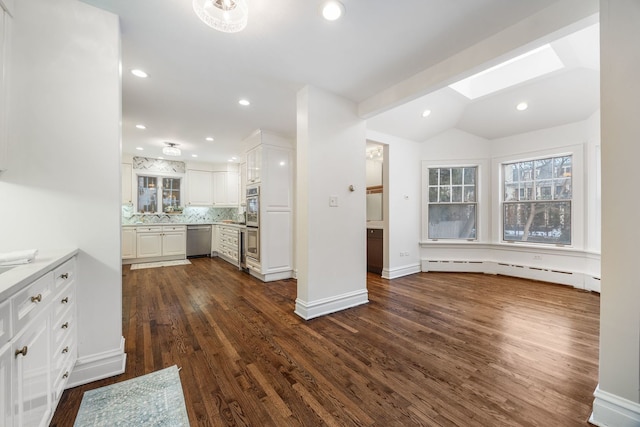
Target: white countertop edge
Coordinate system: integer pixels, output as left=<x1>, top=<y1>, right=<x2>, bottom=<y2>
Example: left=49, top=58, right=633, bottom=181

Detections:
left=0, top=248, right=78, bottom=302
left=122, top=222, right=247, bottom=228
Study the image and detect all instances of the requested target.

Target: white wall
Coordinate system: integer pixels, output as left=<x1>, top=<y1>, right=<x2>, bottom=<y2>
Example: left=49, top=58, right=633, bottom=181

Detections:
left=591, top=1, right=640, bottom=425
left=367, top=130, right=422, bottom=279
left=295, top=85, right=368, bottom=319
left=0, top=0, right=124, bottom=385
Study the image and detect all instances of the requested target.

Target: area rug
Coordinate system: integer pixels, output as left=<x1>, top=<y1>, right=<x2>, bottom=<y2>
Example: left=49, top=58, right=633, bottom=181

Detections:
left=74, top=365, right=189, bottom=426
left=130, top=259, right=192, bottom=270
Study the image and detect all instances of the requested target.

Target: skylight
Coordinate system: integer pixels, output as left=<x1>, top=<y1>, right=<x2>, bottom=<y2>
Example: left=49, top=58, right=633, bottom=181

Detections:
left=448, top=44, right=564, bottom=100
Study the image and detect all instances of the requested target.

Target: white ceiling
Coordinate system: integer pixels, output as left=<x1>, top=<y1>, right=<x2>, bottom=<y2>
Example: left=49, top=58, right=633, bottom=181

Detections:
left=80, top=0, right=598, bottom=163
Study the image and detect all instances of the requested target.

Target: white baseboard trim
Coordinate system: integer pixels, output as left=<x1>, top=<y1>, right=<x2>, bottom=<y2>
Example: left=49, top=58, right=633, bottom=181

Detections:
left=295, top=289, right=369, bottom=320
left=382, top=263, right=421, bottom=279
left=66, top=336, right=127, bottom=389
left=590, top=385, right=640, bottom=426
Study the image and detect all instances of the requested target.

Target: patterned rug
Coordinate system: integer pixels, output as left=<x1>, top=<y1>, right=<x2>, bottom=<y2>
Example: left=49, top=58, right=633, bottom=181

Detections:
left=130, top=259, right=192, bottom=270
left=74, top=365, right=189, bottom=426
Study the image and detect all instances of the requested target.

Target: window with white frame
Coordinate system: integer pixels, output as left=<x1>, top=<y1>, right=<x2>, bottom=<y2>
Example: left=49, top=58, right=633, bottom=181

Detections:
left=137, top=175, right=182, bottom=213
left=502, top=155, right=572, bottom=244
left=427, top=166, right=477, bottom=239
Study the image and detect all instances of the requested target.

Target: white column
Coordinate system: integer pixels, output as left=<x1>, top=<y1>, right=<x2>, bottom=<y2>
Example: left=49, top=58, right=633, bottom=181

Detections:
left=295, top=86, right=368, bottom=319
left=592, top=1, right=640, bottom=425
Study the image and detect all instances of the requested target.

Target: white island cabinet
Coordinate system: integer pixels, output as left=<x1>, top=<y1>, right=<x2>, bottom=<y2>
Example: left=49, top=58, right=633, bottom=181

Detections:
left=0, top=249, right=77, bottom=427
left=125, top=225, right=186, bottom=264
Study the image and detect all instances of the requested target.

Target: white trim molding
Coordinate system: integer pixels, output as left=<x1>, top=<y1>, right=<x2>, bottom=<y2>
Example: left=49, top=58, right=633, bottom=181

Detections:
left=295, top=290, right=369, bottom=320
left=66, top=336, right=127, bottom=389
left=590, top=385, right=640, bottom=427
left=382, top=263, right=421, bottom=280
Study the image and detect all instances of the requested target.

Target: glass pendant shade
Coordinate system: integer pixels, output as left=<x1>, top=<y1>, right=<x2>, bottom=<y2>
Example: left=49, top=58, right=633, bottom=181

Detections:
left=163, top=143, right=181, bottom=156
left=193, top=0, right=248, bottom=33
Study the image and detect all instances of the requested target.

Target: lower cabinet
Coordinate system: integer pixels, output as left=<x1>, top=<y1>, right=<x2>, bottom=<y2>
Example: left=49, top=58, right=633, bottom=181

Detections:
left=2, top=255, right=77, bottom=427
left=121, top=227, right=136, bottom=259
left=216, top=225, right=239, bottom=266
left=134, top=226, right=186, bottom=260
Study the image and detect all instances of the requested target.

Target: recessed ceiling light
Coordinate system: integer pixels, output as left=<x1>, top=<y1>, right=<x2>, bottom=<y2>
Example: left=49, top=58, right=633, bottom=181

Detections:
left=135, top=147, right=144, bottom=151
left=421, top=109, right=432, bottom=118
left=192, top=154, right=198, bottom=158
left=205, top=137, right=214, bottom=141
left=131, top=69, right=148, bottom=78
left=238, top=99, right=250, bottom=106
left=516, top=102, right=528, bottom=111
left=135, top=124, right=146, bottom=129
left=322, top=1, right=345, bottom=21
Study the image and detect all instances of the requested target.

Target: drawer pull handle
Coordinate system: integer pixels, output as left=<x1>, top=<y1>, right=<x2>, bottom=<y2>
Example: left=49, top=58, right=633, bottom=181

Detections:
left=62, top=371, right=69, bottom=379
left=60, top=273, right=69, bottom=279
left=61, top=322, right=69, bottom=329
left=31, top=294, right=42, bottom=303
left=62, top=346, right=69, bottom=354
left=61, top=297, right=69, bottom=304
left=15, top=346, right=28, bottom=358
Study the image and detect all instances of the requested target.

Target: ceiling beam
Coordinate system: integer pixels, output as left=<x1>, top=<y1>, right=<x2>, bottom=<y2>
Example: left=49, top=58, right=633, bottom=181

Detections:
left=358, top=0, right=599, bottom=119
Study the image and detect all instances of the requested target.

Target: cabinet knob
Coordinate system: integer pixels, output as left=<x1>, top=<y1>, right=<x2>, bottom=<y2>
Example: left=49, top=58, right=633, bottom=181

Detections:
left=61, top=322, right=69, bottom=329
left=62, top=371, right=69, bottom=379
left=30, top=294, right=42, bottom=303
left=60, top=273, right=69, bottom=279
left=15, top=346, right=28, bottom=358
left=62, top=346, right=69, bottom=354
left=61, top=297, right=69, bottom=304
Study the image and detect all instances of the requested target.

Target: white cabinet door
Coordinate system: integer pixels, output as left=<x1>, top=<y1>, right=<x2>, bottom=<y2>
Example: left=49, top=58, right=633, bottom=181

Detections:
left=162, top=229, right=186, bottom=257
left=246, top=146, right=261, bottom=184
left=121, top=228, right=136, bottom=259
left=186, top=170, right=213, bottom=206
left=121, top=163, right=133, bottom=204
left=240, top=162, right=247, bottom=205
left=211, top=225, right=219, bottom=254
left=213, top=171, right=239, bottom=206
left=136, top=232, right=162, bottom=258
left=0, top=342, right=11, bottom=427
left=12, top=313, right=52, bottom=427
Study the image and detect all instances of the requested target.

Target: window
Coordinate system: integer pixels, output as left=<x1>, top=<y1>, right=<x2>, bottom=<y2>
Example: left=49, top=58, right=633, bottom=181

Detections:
left=137, top=175, right=182, bottom=213
left=427, top=166, right=477, bottom=239
left=502, top=155, right=571, bottom=244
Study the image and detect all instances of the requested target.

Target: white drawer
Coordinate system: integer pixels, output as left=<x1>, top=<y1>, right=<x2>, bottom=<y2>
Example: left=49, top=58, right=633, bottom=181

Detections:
left=0, top=298, right=10, bottom=344
left=162, top=225, right=186, bottom=232
left=137, top=226, right=162, bottom=233
left=53, top=282, right=75, bottom=321
left=52, top=305, right=74, bottom=349
left=11, top=272, right=53, bottom=335
left=54, top=258, right=76, bottom=292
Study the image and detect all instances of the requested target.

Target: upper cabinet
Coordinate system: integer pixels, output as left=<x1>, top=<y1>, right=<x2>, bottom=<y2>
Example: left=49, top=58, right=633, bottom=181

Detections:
left=213, top=170, right=239, bottom=206
left=186, top=169, right=213, bottom=206
left=0, top=1, right=13, bottom=173
left=246, top=145, right=262, bottom=184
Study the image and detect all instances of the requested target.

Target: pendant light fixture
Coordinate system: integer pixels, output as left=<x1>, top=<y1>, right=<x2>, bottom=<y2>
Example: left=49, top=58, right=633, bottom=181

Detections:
left=193, top=0, right=248, bottom=33
left=162, top=142, right=181, bottom=157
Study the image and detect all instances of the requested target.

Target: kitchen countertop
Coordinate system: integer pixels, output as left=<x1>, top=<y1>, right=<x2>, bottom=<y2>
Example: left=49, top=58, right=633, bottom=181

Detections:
left=366, top=221, right=384, bottom=230
left=0, top=248, right=78, bottom=302
left=122, top=222, right=246, bottom=228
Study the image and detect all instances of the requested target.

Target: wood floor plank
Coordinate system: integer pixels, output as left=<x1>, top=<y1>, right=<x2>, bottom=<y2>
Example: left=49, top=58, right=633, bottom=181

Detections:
left=50, top=259, right=599, bottom=427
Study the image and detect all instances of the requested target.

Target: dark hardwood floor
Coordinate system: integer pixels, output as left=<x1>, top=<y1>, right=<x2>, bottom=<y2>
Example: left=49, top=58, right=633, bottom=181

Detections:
left=51, top=257, right=600, bottom=426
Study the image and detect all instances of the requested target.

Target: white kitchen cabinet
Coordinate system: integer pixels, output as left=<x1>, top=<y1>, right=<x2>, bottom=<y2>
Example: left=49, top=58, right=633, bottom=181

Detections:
left=2, top=255, right=77, bottom=427
left=121, top=228, right=136, bottom=259
left=186, top=169, right=213, bottom=206
left=133, top=225, right=186, bottom=261
left=136, top=227, right=163, bottom=258
left=0, top=341, right=10, bottom=427
left=246, top=146, right=262, bottom=184
left=217, top=225, right=239, bottom=266
left=121, top=163, right=133, bottom=205
left=161, top=225, right=186, bottom=256
left=212, top=171, right=239, bottom=206
left=0, top=4, right=12, bottom=173
left=239, top=162, right=247, bottom=205
left=211, top=225, right=219, bottom=255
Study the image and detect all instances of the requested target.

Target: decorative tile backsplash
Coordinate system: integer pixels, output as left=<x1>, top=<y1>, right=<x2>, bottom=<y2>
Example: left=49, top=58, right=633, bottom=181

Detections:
left=133, top=156, right=185, bottom=174
left=122, top=205, right=241, bottom=225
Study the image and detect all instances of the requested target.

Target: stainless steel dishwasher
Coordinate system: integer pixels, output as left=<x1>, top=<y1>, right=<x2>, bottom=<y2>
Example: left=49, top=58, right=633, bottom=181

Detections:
left=186, top=225, right=212, bottom=257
